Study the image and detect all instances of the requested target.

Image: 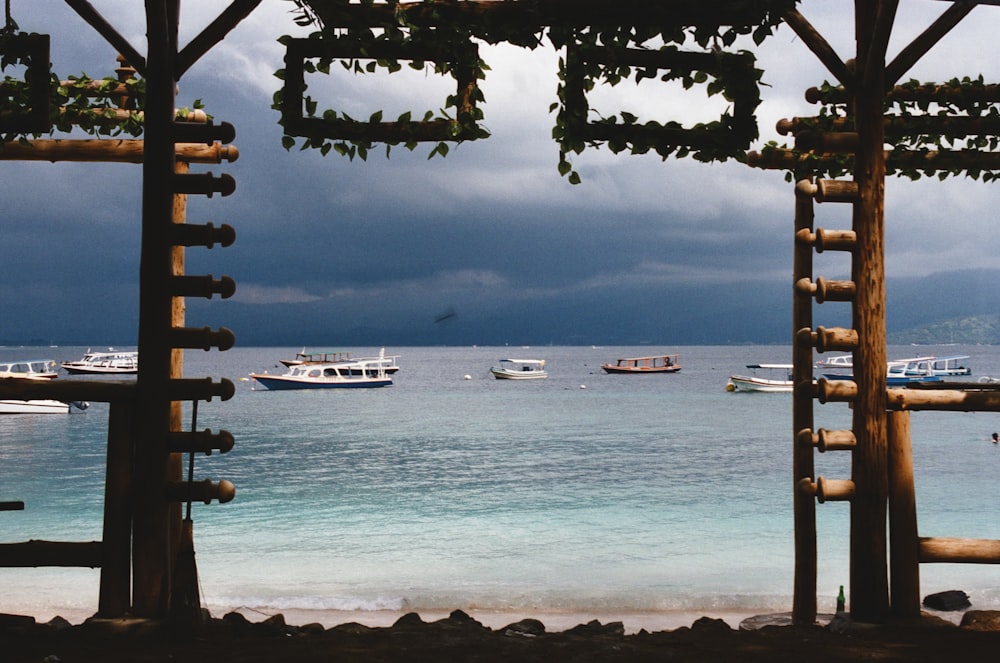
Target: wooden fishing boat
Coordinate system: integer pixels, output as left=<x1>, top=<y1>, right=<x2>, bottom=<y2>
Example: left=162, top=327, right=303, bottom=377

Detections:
left=601, top=355, right=681, bottom=374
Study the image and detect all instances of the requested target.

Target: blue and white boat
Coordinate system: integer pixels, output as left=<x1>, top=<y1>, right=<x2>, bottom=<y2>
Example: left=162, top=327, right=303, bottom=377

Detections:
left=822, top=356, right=942, bottom=386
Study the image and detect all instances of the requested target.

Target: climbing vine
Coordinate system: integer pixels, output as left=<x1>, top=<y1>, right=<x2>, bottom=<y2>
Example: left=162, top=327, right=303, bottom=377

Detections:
left=276, top=0, right=795, bottom=182
left=758, top=75, right=1000, bottom=182
left=2, top=20, right=205, bottom=147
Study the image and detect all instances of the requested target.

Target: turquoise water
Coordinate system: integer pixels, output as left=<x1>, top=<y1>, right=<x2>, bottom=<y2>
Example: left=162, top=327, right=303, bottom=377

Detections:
left=1, top=345, right=999, bottom=622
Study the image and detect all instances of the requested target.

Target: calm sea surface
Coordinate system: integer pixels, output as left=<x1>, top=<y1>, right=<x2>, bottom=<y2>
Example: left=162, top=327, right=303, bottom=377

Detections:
left=2, top=344, right=999, bottom=624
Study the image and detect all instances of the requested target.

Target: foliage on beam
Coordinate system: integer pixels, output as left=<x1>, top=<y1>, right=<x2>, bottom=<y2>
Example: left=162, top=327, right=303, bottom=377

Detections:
left=2, top=22, right=207, bottom=149
left=757, top=75, right=1000, bottom=182
left=278, top=0, right=795, bottom=182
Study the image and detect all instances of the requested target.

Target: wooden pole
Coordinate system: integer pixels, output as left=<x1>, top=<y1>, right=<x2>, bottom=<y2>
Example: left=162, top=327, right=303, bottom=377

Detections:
left=849, top=0, right=890, bottom=623
left=132, top=0, right=179, bottom=618
left=792, top=178, right=817, bottom=624
left=97, top=401, right=134, bottom=617
left=887, top=410, right=920, bottom=618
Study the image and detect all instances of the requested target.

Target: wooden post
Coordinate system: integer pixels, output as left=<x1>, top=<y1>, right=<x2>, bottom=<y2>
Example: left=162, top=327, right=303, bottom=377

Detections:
left=792, top=178, right=817, bottom=624
left=887, top=410, right=920, bottom=618
left=132, top=0, right=180, bottom=618
left=849, top=0, right=891, bottom=623
left=97, top=401, right=134, bottom=617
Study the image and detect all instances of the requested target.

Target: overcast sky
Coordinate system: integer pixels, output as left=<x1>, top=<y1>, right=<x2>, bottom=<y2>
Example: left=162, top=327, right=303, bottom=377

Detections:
left=3, top=1, right=999, bottom=346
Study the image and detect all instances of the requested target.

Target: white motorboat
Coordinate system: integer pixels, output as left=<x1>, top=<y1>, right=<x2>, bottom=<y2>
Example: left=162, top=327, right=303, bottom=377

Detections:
left=61, top=350, right=138, bottom=374
left=251, top=351, right=392, bottom=390
left=0, top=359, right=59, bottom=379
left=727, top=364, right=794, bottom=392
left=490, top=358, right=547, bottom=380
left=815, top=354, right=853, bottom=370
left=0, top=399, right=86, bottom=414
left=0, top=358, right=88, bottom=413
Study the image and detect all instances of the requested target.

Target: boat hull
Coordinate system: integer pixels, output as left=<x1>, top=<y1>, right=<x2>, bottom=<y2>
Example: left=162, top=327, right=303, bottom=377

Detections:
left=727, top=376, right=793, bottom=393
left=602, top=365, right=681, bottom=374
left=0, top=399, right=72, bottom=414
left=62, top=366, right=138, bottom=375
left=251, top=375, right=392, bottom=390
left=490, top=369, right=547, bottom=380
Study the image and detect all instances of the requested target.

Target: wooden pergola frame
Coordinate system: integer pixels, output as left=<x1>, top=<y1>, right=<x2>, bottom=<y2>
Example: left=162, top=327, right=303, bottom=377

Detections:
left=3, top=0, right=1000, bottom=631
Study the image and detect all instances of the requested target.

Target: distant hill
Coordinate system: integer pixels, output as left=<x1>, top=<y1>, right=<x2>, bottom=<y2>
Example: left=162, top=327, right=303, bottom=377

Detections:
left=887, top=315, right=1000, bottom=345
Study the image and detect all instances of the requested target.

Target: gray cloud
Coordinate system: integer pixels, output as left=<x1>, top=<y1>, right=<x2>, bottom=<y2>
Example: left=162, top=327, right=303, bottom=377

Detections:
left=4, top=1, right=1000, bottom=344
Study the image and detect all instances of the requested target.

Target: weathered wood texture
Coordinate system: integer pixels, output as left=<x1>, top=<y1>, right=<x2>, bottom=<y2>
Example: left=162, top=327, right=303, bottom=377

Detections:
left=887, top=411, right=920, bottom=618
left=919, top=538, right=1000, bottom=564
left=849, top=0, right=890, bottom=623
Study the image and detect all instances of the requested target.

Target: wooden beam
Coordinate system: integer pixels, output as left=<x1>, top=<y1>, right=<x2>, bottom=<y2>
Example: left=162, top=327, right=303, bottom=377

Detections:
left=746, top=147, right=1000, bottom=173
left=176, top=0, right=264, bottom=78
left=919, top=537, right=1000, bottom=563
left=885, top=3, right=976, bottom=87
left=0, top=379, right=135, bottom=402
left=862, top=0, right=898, bottom=91
left=0, top=541, right=103, bottom=567
left=0, top=139, right=238, bottom=163
left=782, top=9, right=853, bottom=89
left=64, top=0, right=146, bottom=75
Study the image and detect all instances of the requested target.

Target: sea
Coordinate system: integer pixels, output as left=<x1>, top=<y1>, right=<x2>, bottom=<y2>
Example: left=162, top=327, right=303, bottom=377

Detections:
left=2, top=344, right=999, bottom=631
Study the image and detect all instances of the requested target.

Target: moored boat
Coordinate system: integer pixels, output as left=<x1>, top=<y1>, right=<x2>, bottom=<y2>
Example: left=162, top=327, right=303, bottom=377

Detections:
left=251, top=351, right=392, bottom=390
left=490, top=358, right=547, bottom=380
left=821, top=356, right=942, bottom=386
left=0, top=399, right=87, bottom=414
left=601, top=354, right=681, bottom=374
left=929, top=355, right=971, bottom=376
left=727, top=364, right=794, bottom=392
left=280, top=349, right=400, bottom=374
left=814, top=354, right=853, bottom=370
left=0, top=358, right=89, bottom=413
left=0, top=359, right=59, bottom=380
left=61, top=350, right=138, bottom=374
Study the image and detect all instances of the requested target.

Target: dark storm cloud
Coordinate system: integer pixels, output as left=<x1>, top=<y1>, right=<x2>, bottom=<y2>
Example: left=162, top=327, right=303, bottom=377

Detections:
left=5, top=2, right=1000, bottom=344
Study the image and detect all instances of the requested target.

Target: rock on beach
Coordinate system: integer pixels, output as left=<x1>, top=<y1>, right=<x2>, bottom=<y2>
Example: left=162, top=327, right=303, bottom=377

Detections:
left=3, top=609, right=1000, bottom=662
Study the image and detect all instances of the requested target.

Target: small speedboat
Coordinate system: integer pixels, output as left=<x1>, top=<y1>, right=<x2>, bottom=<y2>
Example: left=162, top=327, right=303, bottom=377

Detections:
left=727, top=364, right=794, bottom=392
left=490, top=358, right=547, bottom=380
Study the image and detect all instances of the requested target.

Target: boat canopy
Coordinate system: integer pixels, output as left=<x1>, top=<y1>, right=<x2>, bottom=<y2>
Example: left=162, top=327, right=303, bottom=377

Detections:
left=499, top=359, right=545, bottom=365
